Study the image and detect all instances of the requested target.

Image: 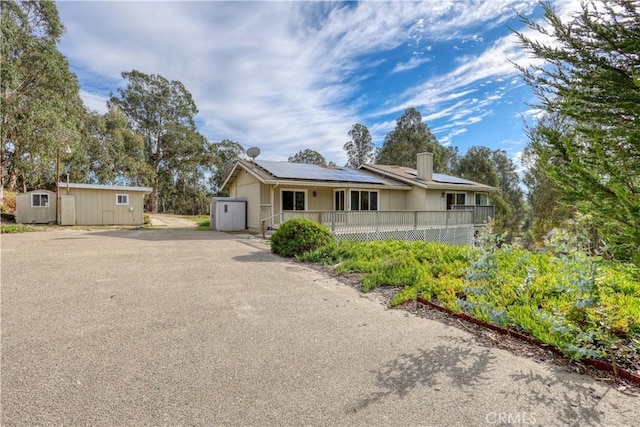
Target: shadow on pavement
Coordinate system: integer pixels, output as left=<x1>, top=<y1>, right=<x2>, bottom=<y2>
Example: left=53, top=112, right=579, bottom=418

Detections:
left=503, top=370, right=611, bottom=426
left=352, top=336, right=496, bottom=412
left=89, top=227, right=239, bottom=242
left=232, top=244, right=282, bottom=263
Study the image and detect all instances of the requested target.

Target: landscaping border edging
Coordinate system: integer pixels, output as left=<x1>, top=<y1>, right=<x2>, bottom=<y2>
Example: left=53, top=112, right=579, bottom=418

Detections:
left=415, top=296, right=640, bottom=386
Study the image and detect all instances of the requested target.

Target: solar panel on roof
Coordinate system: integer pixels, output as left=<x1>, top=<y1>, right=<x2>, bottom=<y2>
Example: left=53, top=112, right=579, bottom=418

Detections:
left=255, top=160, right=385, bottom=184
left=432, top=173, right=479, bottom=185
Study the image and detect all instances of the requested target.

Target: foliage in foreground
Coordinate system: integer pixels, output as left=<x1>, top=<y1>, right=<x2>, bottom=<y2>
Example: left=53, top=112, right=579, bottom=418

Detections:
left=1, top=224, right=39, bottom=233
left=300, top=239, right=640, bottom=361
left=271, top=218, right=334, bottom=258
left=515, top=1, right=640, bottom=263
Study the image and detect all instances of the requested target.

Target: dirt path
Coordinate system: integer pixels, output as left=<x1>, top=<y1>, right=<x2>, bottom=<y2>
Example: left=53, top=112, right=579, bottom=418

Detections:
left=148, top=213, right=201, bottom=228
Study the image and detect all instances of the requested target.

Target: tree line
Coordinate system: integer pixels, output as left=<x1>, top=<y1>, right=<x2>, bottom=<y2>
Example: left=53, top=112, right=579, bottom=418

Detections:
left=2, top=0, right=638, bottom=263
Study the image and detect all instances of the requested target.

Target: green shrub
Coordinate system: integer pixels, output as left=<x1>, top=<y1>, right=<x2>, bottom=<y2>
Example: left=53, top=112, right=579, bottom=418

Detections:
left=271, top=218, right=334, bottom=258
left=143, top=214, right=150, bottom=225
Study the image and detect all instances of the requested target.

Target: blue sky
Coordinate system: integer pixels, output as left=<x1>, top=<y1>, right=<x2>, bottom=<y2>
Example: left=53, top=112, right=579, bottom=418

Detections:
left=56, top=0, right=581, bottom=167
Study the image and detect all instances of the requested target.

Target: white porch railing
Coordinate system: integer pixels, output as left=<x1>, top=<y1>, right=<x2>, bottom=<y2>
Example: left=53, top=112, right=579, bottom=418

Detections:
left=279, top=210, right=476, bottom=244
left=281, top=210, right=474, bottom=232
left=452, top=205, right=494, bottom=226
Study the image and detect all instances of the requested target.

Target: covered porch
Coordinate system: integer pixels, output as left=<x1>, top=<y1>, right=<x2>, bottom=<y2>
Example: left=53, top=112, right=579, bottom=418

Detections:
left=262, top=206, right=494, bottom=230
left=261, top=208, right=494, bottom=244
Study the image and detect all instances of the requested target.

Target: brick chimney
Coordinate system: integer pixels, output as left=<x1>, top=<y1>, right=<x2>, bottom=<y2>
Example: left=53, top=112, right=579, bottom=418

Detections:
left=417, top=152, right=433, bottom=181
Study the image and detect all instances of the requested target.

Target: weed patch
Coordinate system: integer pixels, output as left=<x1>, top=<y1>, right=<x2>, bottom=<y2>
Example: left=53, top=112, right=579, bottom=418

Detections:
left=1, top=224, right=39, bottom=233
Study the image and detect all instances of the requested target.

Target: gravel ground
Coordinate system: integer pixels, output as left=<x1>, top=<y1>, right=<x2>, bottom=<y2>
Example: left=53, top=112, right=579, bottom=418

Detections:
left=2, top=228, right=639, bottom=426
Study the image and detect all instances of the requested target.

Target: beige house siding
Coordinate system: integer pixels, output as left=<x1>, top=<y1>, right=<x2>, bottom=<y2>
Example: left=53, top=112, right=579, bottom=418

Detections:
left=260, top=184, right=270, bottom=205
left=16, top=190, right=56, bottom=224
left=383, top=189, right=407, bottom=211
left=406, top=187, right=427, bottom=211
left=273, top=189, right=281, bottom=217
left=232, top=171, right=261, bottom=228
left=308, top=186, right=331, bottom=211
left=66, top=187, right=145, bottom=225
left=407, top=187, right=476, bottom=211
left=426, top=190, right=446, bottom=210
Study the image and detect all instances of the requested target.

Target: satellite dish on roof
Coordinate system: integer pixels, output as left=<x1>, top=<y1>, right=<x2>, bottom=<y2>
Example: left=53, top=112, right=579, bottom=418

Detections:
left=246, top=147, right=261, bottom=161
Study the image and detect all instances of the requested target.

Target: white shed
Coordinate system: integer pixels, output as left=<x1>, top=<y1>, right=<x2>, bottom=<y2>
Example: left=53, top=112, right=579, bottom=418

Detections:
left=210, top=197, right=246, bottom=231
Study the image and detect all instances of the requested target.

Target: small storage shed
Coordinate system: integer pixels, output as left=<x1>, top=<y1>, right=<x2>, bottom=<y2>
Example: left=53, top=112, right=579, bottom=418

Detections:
left=210, top=197, right=246, bottom=231
left=58, top=182, right=152, bottom=225
left=58, top=182, right=152, bottom=226
left=15, top=190, right=56, bottom=224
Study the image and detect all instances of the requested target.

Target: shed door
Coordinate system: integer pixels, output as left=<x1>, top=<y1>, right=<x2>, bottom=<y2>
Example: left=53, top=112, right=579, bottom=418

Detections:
left=60, top=196, right=76, bottom=226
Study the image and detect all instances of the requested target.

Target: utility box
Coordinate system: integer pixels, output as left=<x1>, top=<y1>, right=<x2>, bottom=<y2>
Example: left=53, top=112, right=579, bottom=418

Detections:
left=210, top=197, right=246, bottom=231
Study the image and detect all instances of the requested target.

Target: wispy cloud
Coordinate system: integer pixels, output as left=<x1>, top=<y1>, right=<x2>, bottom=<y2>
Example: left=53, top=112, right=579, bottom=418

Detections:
left=392, top=56, right=432, bottom=74
left=374, top=0, right=585, bottom=149
left=57, top=0, right=577, bottom=165
left=80, top=90, right=109, bottom=114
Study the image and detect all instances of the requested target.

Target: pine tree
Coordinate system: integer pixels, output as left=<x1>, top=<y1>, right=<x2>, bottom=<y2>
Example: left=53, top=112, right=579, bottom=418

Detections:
left=515, top=0, right=640, bottom=262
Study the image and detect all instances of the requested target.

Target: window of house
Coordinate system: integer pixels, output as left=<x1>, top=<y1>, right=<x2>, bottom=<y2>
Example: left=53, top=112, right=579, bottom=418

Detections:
left=350, top=190, right=378, bottom=211
left=31, top=193, right=49, bottom=207
left=446, top=193, right=466, bottom=209
left=116, top=194, right=129, bottom=205
left=334, top=190, right=345, bottom=211
left=282, top=190, right=306, bottom=211
left=475, top=193, right=489, bottom=206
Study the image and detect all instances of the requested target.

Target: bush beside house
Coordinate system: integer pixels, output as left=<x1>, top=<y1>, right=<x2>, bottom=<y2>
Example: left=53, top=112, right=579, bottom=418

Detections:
left=271, top=218, right=334, bottom=258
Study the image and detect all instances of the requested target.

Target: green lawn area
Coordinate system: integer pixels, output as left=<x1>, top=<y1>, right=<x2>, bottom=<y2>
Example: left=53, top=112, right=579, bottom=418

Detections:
left=299, top=239, right=640, bottom=363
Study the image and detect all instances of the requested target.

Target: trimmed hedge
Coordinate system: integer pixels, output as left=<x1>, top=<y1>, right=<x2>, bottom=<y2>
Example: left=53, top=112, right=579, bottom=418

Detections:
left=271, top=218, right=334, bottom=258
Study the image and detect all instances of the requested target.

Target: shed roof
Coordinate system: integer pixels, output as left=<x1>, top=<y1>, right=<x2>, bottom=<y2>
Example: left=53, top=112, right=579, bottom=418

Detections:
left=58, top=182, right=153, bottom=193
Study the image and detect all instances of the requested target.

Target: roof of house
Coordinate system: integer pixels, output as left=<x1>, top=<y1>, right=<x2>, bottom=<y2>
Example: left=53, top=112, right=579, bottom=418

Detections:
left=359, top=164, right=499, bottom=192
left=58, top=182, right=153, bottom=193
left=222, top=159, right=412, bottom=190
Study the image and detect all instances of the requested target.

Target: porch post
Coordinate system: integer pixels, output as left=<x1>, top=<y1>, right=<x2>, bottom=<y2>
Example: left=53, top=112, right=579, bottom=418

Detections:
left=270, top=185, right=275, bottom=219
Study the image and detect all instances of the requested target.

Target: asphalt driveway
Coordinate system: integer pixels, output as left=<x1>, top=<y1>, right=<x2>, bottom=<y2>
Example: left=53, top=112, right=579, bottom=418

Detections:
left=1, top=227, right=638, bottom=426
